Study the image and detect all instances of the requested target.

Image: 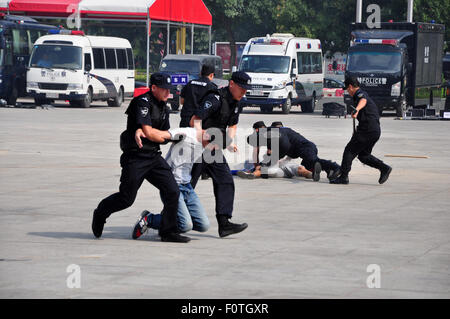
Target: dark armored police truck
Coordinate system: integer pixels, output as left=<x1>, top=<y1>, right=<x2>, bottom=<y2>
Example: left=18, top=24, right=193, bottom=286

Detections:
left=344, top=22, right=445, bottom=117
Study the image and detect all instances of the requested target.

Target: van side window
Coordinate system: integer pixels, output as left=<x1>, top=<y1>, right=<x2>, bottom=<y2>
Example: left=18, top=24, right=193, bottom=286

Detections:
left=93, top=48, right=105, bottom=69
left=297, top=52, right=311, bottom=74
left=126, top=48, right=134, bottom=70
left=84, top=53, right=92, bottom=70
left=12, top=29, right=31, bottom=55
left=116, top=48, right=127, bottom=69
left=311, top=52, right=322, bottom=74
left=105, top=48, right=117, bottom=69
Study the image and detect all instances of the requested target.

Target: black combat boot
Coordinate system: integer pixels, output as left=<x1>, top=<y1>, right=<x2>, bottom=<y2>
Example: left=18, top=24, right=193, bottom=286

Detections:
left=217, top=215, right=248, bottom=238
left=378, top=165, right=392, bottom=184
left=329, top=173, right=349, bottom=185
left=92, top=209, right=107, bottom=238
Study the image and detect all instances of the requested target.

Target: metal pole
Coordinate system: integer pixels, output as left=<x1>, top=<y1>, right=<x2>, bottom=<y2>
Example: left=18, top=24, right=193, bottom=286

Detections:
left=146, top=12, right=150, bottom=87
left=191, top=24, right=194, bottom=54
left=167, top=22, right=170, bottom=56
left=356, top=0, right=362, bottom=23
left=407, top=0, right=414, bottom=22
left=208, top=25, right=212, bottom=55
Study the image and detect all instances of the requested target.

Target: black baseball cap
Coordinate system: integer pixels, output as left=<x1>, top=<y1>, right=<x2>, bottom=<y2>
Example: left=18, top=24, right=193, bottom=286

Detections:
left=270, top=121, right=283, bottom=127
left=252, top=121, right=266, bottom=129
left=343, top=77, right=360, bottom=90
left=231, top=71, right=252, bottom=89
left=150, top=72, right=172, bottom=89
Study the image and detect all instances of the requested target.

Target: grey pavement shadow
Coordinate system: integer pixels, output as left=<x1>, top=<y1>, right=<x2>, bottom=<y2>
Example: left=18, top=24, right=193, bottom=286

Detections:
left=28, top=226, right=132, bottom=240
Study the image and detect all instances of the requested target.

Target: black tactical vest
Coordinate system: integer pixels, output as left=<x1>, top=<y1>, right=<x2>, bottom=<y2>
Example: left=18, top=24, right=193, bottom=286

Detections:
left=120, top=92, right=168, bottom=154
left=202, top=87, right=232, bottom=131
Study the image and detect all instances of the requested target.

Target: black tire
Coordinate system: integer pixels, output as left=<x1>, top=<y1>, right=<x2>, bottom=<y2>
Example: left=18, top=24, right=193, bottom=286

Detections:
left=107, top=87, right=123, bottom=107
left=260, top=105, right=273, bottom=113
left=34, top=97, right=51, bottom=106
left=7, top=83, right=18, bottom=106
left=281, top=96, right=292, bottom=114
left=80, top=87, right=92, bottom=108
left=301, top=95, right=315, bottom=113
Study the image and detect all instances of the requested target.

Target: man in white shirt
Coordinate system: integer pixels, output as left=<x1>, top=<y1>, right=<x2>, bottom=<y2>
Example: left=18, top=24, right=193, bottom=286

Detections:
left=132, top=127, right=212, bottom=239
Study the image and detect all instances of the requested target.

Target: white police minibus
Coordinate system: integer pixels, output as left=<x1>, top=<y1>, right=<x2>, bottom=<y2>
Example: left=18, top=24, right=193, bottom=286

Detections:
left=27, top=30, right=134, bottom=107
left=239, top=33, right=323, bottom=114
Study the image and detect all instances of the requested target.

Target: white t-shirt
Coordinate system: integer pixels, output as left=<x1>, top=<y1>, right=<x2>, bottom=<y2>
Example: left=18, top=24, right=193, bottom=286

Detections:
left=165, top=128, right=204, bottom=185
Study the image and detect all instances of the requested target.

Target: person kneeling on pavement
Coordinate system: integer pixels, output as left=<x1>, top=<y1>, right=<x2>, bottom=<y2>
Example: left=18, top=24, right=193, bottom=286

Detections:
left=244, top=121, right=341, bottom=181
left=238, top=121, right=317, bottom=180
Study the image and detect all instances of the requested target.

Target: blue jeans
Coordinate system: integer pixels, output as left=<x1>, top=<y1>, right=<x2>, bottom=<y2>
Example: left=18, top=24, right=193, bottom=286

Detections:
left=150, top=183, right=209, bottom=233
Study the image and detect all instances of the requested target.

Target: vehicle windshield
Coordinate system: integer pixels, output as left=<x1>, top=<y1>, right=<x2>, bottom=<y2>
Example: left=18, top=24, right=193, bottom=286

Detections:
left=240, top=55, right=290, bottom=74
left=160, top=60, right=200, bottom=74
left=29, top=45, right=82, bottom=70
left=347, top=51, right=402, bottom=73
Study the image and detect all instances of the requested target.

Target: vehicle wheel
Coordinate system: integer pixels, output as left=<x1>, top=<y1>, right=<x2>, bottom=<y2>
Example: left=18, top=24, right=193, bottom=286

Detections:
left=281, top=96, right=292, bottom=114
left=7, top=83, right=18, bottom=106
left=260, top=105, right=273, bottom=113
left=107, top=87, right=123, bottom=107
left=301, top=95, right=315, bottom=113
left=80, top=87, right=93, bottom=108
left=34, top=97, right=51, bottom=106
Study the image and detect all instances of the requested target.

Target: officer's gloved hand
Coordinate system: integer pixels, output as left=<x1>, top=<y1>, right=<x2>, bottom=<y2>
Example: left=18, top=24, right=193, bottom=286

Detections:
left=170, top=133, right=186, bottom=144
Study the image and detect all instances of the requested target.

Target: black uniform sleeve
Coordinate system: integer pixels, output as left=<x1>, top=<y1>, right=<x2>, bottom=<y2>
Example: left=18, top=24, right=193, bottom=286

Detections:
left=227, top=104, right=241, bottom=126
left=160, top=108, right=171, bottom=131
left=134, top=96, right=153, bottom=127
left=180, top=84, right=188, bottom=98
left=194, top=93, right=221, bottom=119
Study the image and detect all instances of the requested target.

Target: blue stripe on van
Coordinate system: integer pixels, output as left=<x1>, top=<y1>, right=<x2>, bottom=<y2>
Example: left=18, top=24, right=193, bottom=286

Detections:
left=90, top=73, right=118, bottom=97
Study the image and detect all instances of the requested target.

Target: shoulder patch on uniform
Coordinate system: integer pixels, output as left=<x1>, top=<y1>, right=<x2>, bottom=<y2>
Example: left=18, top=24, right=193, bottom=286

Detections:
left=141, top=107, right=149, bottom=117
left=204, top=101, right=213, bottom=109
left=357, top=93, right=364, bottom=98
left=214, top=95, right=220, bottom=100
left=140, top=97, right=148, bottom=102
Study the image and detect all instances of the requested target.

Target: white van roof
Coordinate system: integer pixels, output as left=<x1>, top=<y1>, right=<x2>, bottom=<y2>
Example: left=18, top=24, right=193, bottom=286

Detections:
left=244, top=35, right=321, bottom=55
left=34, top=34, right=131, bottom=48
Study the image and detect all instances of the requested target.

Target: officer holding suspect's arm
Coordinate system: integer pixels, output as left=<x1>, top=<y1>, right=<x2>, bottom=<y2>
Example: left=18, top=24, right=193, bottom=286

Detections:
left=330, top=77, right=392, bottom=185
left=189, top=71, right=251, bottom=238
left=91, top=72, right=190, bottom=243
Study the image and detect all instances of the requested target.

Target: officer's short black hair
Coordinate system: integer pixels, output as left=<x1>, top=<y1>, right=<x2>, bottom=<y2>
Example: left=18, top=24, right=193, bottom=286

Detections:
left=201, top=64, right=215, bottom=77
left=252, top=121, right=266, bottom=130
left=343, top=77, right=360, bottom=90
left=270, top=121, right=283, bottom=127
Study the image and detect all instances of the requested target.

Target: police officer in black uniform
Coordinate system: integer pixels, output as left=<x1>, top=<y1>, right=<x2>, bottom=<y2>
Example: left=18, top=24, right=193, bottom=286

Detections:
left=330, top=77, right=392, bottom=184
left=91, top=72, right=190, bottom=243
left=189, top=71, right=250, bottom=238
left=249, top=126, right=341, bottom=182
left=179, top=63, right=217, bottom=127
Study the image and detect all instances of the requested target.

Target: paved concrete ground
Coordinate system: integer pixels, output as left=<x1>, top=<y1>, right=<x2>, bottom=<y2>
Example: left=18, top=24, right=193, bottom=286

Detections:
left=0, top=97, right=449, bottom=298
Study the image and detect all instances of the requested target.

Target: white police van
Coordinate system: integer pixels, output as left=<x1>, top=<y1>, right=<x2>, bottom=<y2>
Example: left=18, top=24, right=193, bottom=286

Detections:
left=27, top=30, right=134, bottom=108
left=239, top=33, right=323, bottom=114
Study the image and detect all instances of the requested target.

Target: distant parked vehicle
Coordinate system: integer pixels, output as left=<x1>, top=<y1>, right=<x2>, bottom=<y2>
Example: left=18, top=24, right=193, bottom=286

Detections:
left=323, top=77, right=344, bottom=97
left=158, top=54, right=227, bottom=111
left=27, top=30, right=135, bottom=108
left=0, top=14, right=54, bottom=105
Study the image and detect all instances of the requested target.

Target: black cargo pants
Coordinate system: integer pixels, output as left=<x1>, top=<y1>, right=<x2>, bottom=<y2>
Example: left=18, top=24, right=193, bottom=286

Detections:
left=190, top=149, right=234, bottom=218
left=340, top=130, right=385, bottom=176
left=95, top=152, right=179, bottom=235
